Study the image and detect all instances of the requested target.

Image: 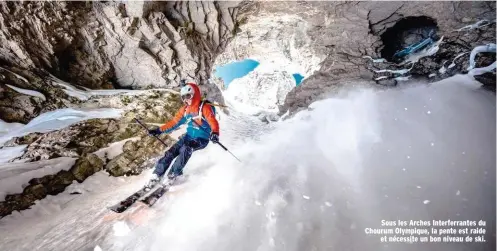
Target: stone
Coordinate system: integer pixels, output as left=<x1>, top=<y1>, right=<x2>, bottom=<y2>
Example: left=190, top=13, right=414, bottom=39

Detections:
left=106, top=135, right=171, bottom=176
left=3, top=194, right=35, bottom=214
left=46, top=170, right=76, bottom=195
left=23, top=184, right=47, bottom=200
left=29, top=175, right=54, bottom=186
left=70, top=153, right=104, bottom=182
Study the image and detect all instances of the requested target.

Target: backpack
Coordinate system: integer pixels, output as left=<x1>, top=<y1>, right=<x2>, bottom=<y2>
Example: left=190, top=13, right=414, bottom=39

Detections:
left=192, top=99, right=218, bottom=122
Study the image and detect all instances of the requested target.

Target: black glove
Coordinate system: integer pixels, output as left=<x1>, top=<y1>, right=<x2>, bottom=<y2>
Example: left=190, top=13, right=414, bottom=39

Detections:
left=210, top=133, right=219, bottom=143
left=148, top=128, right=162, bottom=136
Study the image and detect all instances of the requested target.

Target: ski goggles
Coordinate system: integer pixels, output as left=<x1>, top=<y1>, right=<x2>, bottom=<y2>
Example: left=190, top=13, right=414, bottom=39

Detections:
left=181, top=93, right=193, bottom=101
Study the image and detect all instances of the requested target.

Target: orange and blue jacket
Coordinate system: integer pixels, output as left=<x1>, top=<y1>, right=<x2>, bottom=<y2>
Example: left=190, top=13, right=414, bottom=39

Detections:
left=159, top=83, right=219, bottom=140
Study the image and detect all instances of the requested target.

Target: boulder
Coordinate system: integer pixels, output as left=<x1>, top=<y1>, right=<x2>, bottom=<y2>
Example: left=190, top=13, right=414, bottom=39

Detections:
left=70, top=154, right=104, bottom=182
left=46, top=170, right=76, bottom=195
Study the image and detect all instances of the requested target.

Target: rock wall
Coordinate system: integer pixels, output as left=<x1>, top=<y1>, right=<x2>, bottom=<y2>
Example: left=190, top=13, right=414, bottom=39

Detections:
left=214, top=1, right=495, bottom=115
left=0, top=1, right=250, bottom=124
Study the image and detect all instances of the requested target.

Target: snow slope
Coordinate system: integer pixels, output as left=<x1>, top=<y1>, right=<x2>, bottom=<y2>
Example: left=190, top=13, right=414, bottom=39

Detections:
left=0, top=120, right=24, bottom=136
left=52, top=76, right=177, bottom=101
left=0, top=157, right=76, bottom=200
left=0, top=75, right=494, bottom=251
left=0, top=108, right=123, bottom=146
left=0, top=145, right=27, bottom=164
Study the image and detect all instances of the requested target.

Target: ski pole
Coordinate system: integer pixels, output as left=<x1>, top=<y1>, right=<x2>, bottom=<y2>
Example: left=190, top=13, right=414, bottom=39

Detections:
left=134, top=118, right=168, bottom=147
left=216, top=141, right=242, bottom=162
left=192, top=120, right=242, bottom=163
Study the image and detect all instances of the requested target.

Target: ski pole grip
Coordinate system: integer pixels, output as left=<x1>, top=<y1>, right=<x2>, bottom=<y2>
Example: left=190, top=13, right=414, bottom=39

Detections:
left=134, top=118, right=168, bottom=147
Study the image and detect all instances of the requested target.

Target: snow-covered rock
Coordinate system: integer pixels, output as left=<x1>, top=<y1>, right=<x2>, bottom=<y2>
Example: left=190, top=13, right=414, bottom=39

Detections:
left=214, top=14, right=323, bottom=77
left=224, top=67, right=295, bottom=111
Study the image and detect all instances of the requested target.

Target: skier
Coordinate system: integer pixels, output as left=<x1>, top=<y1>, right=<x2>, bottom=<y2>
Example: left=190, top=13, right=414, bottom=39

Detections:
left=146, top=80, right=220, bottom=187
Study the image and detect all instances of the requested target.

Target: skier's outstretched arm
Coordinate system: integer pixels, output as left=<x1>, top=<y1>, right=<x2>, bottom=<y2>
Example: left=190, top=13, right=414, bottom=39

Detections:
left=159, top=106, right=187, bottom=134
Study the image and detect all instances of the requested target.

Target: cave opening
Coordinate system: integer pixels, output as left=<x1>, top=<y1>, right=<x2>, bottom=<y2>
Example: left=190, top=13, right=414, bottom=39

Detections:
left=380, top=16, right=439, bottom=62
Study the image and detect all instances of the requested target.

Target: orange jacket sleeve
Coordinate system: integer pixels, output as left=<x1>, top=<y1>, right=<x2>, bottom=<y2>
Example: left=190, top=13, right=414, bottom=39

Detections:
left=160, top=106, right=186, bottom=133
left=202, top=103, right=219, bottom=135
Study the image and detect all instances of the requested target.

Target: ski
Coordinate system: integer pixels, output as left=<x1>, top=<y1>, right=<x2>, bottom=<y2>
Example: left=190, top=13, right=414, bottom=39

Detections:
left=108, top=186, right=153, bottom=213
left=140, top=185, right=169, bottom=207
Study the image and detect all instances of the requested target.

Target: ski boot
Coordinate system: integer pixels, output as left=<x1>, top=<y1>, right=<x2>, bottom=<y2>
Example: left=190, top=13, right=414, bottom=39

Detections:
left=163, top=172, right=178, bottom=186
left=145, top=173, right=160, bottom=190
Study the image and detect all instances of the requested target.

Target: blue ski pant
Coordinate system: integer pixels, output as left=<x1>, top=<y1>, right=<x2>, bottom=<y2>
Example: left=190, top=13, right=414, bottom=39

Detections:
left=153, top=135, right=209, bottom=177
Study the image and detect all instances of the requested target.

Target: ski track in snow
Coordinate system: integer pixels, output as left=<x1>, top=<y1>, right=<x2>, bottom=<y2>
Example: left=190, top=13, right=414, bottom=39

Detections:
left=0, top=75, right=495, bottom=251
left=0, top=157, right=77, bottom=201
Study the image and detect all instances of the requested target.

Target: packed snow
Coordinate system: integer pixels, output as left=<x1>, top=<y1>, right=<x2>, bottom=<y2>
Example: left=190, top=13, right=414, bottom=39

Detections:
left=468, top=61, right=497, bottom=76
left=0, top=119, right=24, bottom=136
left=467, top=43, right=496, bottom=76
left=0, top=74, right=494, bottom=251
left=0, top=145, right=27, bottom=164
left=5, top=84, right=46, bottom=101
left=0, top=108, right=123, bottom=146
left=0, top=157, right=76, bottom=200
left=52, top=76, right=176, bottom=101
